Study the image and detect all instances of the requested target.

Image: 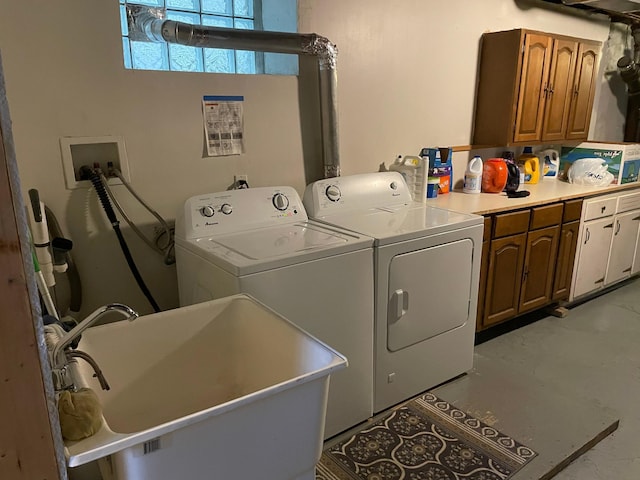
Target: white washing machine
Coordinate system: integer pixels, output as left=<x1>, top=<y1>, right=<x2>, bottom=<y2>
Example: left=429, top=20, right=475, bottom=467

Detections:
left=304, top=172, right=483, bottom=413
left=174, top=186, right=374, bottom=438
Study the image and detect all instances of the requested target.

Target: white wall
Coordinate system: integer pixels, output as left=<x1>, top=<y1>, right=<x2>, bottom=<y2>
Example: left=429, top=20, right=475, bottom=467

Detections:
left=0, top=0, right=611, bottom=318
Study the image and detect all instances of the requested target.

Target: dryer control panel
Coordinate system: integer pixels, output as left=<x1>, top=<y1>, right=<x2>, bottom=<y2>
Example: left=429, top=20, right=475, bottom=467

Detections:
left=303, top=172, right=412, bottom=218
left=177, top=186, right=307, bottom=239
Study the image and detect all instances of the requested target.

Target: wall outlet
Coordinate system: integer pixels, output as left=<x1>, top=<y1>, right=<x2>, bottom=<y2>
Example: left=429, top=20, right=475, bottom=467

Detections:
left=60, top=135, right=131, bottom=190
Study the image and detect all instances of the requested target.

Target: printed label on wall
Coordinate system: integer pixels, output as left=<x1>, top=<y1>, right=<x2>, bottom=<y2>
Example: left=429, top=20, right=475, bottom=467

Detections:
left=202, top=95, right=244, bottom=157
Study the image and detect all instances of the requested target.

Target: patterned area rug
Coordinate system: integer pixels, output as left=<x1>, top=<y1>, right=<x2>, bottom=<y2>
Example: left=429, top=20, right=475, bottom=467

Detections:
left=316, top=392, right=537, bottom=480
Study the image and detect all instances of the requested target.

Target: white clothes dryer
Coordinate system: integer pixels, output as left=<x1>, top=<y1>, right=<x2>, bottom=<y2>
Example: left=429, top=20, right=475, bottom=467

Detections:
left=175, top=186, right=374, bottom=438
left=304, top=172, right=483, bottom=413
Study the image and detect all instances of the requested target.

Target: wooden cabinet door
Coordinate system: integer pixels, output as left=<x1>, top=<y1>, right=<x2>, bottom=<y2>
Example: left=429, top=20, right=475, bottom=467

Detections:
left=552, top=220, right=580, bottom=301
left=513, top=33, right=552, bottom=143
left=605, top=210, right=640, bottom=285
left=632, top=211, right=640, bottom=275
left=566, top=41, right=600, bottom=140
left=573, top=217, right=614, bottom=298
left=483, top=233, right=527, bottom=327
left=476, top=239, right=491, bottom=331
left=520, top=225, right=560, bottom=313
left=542, top=39, right=578, bottom=142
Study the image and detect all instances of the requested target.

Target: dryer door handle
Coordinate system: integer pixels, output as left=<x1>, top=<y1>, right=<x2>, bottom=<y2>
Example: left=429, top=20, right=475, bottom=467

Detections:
left=391, top=289, right=409, bottom=323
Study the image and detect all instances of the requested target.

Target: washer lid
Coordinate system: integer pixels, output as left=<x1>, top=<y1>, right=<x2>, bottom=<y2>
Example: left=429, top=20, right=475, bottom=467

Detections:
left=176, top=221, right=372, bottom=275
left=315, top=204, right=483, bottom=246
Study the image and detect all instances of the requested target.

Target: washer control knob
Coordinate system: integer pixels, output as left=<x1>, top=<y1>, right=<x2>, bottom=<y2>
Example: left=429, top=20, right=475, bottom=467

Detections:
left=272, top=193, right=289, bottom=211
left=200, top=205, right=215, bottom=217
left=325, top=185, right=341, bottom=202
left=220, top=203, right=233, bottom=215
left=390, top=182, right=398, bottom=190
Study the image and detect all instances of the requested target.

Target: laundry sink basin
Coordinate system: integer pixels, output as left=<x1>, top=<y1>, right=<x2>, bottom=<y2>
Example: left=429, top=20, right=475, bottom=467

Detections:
left=64, top=294, right=346, bottom=480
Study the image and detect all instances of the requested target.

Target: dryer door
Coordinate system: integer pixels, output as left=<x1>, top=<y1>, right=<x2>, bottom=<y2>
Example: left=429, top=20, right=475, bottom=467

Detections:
left=387, top=239, right=473, bottom=352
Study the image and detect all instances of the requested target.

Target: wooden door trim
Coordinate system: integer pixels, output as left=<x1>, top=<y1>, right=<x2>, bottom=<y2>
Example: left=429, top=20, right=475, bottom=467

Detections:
left=0, top=54, right=65, bottom=479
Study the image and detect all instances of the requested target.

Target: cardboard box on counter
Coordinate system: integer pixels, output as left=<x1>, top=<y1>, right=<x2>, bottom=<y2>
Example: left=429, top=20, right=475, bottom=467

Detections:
left=559, top=142, right=640, bottom=184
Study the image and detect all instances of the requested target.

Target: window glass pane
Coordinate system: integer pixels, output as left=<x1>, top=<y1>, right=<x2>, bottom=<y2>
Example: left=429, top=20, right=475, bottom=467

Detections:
left=127, top=0, right=165, bottom=6
left=204, top=49, right=236, bottom=73
left=235, top=50, right=256, bottom=74
left=120, top=4, right=129, bottom=36
left=233, top=0, right=253, bottom=18
left=123, top=38, right=133, bottom=69
left=167, top=11, right=203, bottom=72
left=201, top=0, right=232, bottom=15
left=202, top=15, right=235, bottom=73
left=202, top=14, right=233, bottom=27
left=131, top=41, right=169, bottom=70
left=166, top=0, right=199, bottom=11
left=233, top=18, right=254, bottom=30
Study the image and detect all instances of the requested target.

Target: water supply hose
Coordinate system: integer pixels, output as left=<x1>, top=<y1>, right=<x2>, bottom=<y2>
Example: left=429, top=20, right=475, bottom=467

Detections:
left=81, top=166, right=161, bottom=313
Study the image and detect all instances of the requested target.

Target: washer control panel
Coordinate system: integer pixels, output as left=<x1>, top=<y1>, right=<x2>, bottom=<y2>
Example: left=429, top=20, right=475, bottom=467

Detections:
left=178, top=186, right=307, bottom=239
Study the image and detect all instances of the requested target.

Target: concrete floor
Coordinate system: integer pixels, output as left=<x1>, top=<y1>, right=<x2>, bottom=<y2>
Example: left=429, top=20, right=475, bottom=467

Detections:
left=434, top=277, right=640, bottom=479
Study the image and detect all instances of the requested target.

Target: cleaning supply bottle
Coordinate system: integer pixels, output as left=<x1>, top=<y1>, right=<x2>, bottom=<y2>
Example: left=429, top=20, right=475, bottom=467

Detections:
left=463, top=156, right=483, bottom=194
left=482, top=158, right=509, bottom=193
left=389, top=155, right=426, bottom=202
left=518, top=147, right=540, bottom=184
left=539, top=149, right=560, bottom=178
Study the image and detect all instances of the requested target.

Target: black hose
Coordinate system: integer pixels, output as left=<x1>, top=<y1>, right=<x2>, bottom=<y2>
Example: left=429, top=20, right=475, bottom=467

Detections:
left=83, top=167, right=161, bottom=313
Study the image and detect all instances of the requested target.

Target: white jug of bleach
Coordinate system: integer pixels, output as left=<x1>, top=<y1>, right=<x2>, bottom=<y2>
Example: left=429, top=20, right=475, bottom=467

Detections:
left=463, top=156, right=483, bottom=194
left=390, top=155, right=426, bottom=202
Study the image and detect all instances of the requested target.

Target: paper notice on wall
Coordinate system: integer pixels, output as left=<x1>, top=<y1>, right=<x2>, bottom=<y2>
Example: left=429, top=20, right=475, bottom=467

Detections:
left=202, top=95, right=244, bottom=156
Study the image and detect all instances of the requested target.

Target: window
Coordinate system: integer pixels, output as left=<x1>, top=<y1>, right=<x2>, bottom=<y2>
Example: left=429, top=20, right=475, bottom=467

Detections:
left=119, top=0, right=298, bottom=74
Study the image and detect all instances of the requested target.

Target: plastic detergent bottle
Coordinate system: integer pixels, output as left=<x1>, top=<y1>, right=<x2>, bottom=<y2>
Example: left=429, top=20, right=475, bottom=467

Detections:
left=463, top=156, right=483, bottom=194
left=518, top=147, right=540, bottom=184
left=390, top=155, right=426, bottom=202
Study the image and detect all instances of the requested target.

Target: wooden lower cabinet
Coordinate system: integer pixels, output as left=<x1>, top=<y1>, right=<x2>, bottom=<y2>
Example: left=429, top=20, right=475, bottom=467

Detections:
left=519, top=225, right=560, bottom=313
left=478, top=200, right=581, bottom=332
left=476, top=239, right=491, bottom=330
left=483, top=233, right=527, bottom=327
left=553, top=220, right=579, bottom=300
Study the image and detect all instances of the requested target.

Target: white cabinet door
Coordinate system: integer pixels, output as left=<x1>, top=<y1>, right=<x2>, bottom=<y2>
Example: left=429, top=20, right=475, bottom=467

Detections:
left=632, top=212, right=640, bottom=275
left=573, top=217, right=614, bottom=298
left=605, top=210, right=640, bottom=285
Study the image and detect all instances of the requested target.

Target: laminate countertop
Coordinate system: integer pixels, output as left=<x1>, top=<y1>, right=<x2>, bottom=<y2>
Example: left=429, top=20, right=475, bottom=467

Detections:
left=429, top=179, right=640, bottom=216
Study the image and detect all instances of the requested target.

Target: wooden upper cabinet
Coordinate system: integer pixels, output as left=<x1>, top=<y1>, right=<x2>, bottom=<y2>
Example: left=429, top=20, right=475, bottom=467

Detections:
left=542, top=39, right=578, bottom=142
left=473, top=29, right=601, bottom=146
left=514, top=33, right=552, bottom=143
left=566, top=41, right=600, bottom=140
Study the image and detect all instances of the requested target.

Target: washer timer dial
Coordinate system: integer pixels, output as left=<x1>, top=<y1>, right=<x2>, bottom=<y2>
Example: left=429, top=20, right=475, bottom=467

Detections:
left=200, top=205, right=215, bottom=217
left=272, top=193, right=290, bottom=211
left=325, top=185, right=341, bottom=202
left=221, top=203, right=233, bottom=215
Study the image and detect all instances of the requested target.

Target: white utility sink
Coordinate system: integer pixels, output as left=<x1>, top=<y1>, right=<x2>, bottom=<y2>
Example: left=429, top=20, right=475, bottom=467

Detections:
left=64, top=294, right=346, bottom=480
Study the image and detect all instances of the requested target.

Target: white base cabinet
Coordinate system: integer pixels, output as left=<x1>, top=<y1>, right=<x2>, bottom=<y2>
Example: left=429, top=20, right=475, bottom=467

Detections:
left=570, top=189, right=640, bottom=301
left=605, top=210, right=640, bottom=285
left=573, top=216, right=613, bottom=298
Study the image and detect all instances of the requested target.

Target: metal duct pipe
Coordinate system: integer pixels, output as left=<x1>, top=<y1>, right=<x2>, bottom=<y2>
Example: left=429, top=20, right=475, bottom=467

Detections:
left=128, top=5, right=340, bottom=178
left=617, top=55, right=640, bottom=141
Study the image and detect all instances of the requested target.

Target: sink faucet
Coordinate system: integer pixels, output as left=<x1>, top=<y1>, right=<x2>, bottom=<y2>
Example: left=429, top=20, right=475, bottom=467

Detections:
left=51, top=303, right=138, bottom=370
